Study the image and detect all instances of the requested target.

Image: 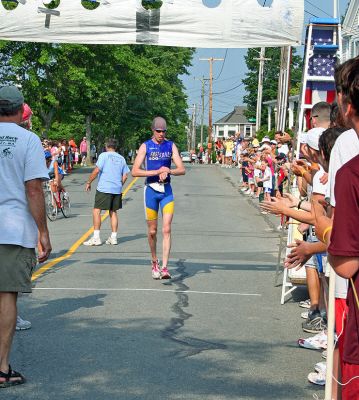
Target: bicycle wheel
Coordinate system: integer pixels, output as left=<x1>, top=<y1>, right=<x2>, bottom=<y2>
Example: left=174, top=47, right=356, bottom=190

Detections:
left=60, top=192, right=71, bottom=218
left=45, top=191, right=57, bottom=221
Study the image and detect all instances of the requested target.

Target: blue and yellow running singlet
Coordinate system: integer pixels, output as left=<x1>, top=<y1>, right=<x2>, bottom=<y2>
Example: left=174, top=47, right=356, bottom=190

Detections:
left=144, top=139, right=174, bottom=220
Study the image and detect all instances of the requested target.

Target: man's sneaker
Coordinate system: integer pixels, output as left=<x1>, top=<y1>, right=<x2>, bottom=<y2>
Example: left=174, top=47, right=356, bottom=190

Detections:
left=105, top=236, right=118, bottom=245
left=308, top=371, right=326, bottom=386
left=160, top=267, right=171, bottom=280
left=151, top=260, right=161, bottom=280
left=83, top=237, right=102, bottom=246
left=299, top=299, right=311, bottom=309
left=16, top=316, right=31, bottom=331
left=302, top=315, right=327, bottom=334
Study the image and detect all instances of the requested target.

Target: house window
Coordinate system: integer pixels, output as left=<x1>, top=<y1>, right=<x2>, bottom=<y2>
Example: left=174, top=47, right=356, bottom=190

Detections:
left=244, top=125, right=252, bottom=136
left=228, top=130, right=236, bottom=136
left=218, top=130, right=224, bottom=137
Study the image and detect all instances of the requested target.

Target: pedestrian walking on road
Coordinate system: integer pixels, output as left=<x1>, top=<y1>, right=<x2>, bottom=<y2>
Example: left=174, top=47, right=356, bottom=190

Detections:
left=80, top=136, right=88, bottom=166
left=84, top=138, right=130, bottom=246
left=0, top=85, right=51, bottom=388
left=132, top=116, right=185, bottom=280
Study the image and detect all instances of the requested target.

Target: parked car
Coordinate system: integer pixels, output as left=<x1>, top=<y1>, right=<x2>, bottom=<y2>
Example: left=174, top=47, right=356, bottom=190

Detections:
left=180, top=151, right=191, bottom=162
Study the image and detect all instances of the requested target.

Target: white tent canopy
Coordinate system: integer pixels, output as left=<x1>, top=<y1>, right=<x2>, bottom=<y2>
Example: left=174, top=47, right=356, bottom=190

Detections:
left=0, top=0, right=304, bottom=47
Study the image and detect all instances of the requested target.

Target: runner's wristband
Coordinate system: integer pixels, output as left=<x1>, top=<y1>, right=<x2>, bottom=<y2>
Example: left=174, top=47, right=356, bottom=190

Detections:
left=322, top=226, right=332, bottom=244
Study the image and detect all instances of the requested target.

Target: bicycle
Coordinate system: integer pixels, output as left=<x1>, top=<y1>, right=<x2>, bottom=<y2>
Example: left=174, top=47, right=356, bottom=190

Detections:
left=43, top=180, right=71, bottom=221
left=0, top=147, right=14, bottom=159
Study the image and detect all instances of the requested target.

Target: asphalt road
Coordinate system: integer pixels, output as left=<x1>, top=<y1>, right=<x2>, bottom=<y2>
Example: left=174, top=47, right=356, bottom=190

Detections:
left=8, top=164, right=324, bottom=400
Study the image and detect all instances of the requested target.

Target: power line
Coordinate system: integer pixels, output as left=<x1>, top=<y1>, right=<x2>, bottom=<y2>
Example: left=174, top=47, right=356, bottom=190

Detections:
left=214, top=49, right=228, bottom=81
left=213, top=82, right=244, bottom=95
left=305, top=0, right=332, bottom=18
left=304, top=9, right=319, bottom=18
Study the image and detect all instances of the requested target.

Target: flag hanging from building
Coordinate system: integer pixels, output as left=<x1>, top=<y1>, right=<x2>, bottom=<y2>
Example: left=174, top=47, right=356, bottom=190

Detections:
left=0, top=0, right=304, bottom=48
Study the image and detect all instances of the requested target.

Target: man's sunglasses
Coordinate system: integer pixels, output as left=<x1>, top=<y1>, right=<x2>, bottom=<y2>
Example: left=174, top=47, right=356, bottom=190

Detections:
left=155, top=129, right=167, bottom=133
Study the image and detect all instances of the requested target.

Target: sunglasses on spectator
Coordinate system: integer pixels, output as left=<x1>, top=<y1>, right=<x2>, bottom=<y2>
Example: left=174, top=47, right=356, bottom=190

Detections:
left=310, top=115, right=319, bottom=120
left=155, top=129, right=167, bottom=133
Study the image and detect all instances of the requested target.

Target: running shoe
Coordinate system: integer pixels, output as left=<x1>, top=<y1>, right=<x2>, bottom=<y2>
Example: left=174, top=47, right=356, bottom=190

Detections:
left=151, top=260, right=161, bottom=280
left=315, top=361, right=326, bottom=374
left=322, top=350, right=327, bottom=359
left=301, top=310, right=309, bottom=319
left=160, top=267, right=171, bottom=280
left=16, top=316, right=31, bottom=331
left=105, top=237, right=118, bottom=245
left=308, top=370, right=326, bottom=386
left=299, top=299, right=311, bottom=309
left=298, top=330, right=327, bottom=350
left=83, top=237, right=102, bottom=246
left=302, top=315, right=327, bottom=334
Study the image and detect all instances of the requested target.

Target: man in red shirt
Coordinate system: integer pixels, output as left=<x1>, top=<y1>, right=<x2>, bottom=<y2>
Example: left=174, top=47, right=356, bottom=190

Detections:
left=314, top=56, right=359, bottom=399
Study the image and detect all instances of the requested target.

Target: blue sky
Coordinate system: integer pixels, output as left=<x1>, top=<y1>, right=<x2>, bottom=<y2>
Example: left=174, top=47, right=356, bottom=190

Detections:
left=182, top=0, right=350, bottom=123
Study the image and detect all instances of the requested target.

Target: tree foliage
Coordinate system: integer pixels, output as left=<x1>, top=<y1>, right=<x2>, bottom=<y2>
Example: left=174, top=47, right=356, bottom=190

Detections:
left=0, top=41, right=194, bottom=152
left=242, top=48, right=303, bottom=128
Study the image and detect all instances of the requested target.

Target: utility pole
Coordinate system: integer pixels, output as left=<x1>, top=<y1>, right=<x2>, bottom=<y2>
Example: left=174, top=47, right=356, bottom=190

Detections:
left=194, top=76, right=207, bottom=147
left=254, top=48, right=270, bottom=132
left=200, top=57, right=224, bottom=146
left=191, top=103, right=197, bottom=150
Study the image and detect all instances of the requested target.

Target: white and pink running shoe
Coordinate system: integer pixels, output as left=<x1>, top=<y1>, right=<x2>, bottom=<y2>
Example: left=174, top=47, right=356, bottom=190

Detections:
left=151, top=260, right=161, bottom=280
left=160, top=267, right=171, bottom=280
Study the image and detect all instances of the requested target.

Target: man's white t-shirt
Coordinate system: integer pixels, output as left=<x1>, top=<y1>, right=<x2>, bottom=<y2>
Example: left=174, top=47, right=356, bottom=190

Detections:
left=327, top=129, right=359, bottom=207
left=326, top=129, right=359, bottom=299
left=0, top=123, right=49, bottom=248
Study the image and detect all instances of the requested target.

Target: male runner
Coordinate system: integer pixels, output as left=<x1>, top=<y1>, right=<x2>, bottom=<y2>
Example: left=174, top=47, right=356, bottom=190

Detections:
left=132, top=117, right=185, bottom=279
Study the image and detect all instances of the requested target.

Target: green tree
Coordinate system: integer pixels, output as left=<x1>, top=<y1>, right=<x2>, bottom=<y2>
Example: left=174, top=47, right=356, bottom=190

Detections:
left=0, top=41, right=194, bottom=153
left=242, top=48, right=302, bottom=128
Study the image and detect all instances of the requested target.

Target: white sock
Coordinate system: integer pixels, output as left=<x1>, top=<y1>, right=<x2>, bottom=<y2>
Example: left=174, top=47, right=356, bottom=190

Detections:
left=93, top=230, right=100, bottom=239
left=111, top=232, right=117, bottom=239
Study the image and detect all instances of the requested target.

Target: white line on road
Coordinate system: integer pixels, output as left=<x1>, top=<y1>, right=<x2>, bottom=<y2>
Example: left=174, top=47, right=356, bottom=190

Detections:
left=33, top=287, right=261, bottom=297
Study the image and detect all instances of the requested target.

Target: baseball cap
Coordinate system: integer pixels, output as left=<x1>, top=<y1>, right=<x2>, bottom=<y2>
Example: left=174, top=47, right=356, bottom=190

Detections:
left=151, top=116, right=167, bottom=131
left=22, top=103, right=33, bottom=122
left=261, top=136, right=271, bottom=143
left=302, top=127, right=325, bottom=150
left=0, top=85, right=24, bottom=109
left=276, top=153, right=287, bottom=161
left=270, top=139, right=277, bottom=145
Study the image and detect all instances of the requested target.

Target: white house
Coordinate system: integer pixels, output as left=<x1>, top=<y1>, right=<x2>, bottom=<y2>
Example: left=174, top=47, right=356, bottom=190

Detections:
left=342, top=0, right=359, bottom=61
left=213, top=106, right=255, bottom=141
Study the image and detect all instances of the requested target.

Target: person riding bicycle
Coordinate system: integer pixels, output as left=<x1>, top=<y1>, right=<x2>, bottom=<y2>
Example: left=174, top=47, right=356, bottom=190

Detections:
left=44, top=150, right=66, bottom=195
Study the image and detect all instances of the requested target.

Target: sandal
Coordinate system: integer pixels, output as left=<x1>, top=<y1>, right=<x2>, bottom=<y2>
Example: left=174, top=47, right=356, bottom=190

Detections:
left=0, top=365, right=26, bottom=388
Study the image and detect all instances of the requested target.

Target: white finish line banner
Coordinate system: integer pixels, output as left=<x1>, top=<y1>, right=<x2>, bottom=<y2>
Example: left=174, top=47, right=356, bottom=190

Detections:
left=0, top=0, right=304, bottom=47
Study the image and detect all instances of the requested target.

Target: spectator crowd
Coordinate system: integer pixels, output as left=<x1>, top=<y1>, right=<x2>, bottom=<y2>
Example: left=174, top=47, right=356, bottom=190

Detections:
left=213, top=57, right=359, bottom=400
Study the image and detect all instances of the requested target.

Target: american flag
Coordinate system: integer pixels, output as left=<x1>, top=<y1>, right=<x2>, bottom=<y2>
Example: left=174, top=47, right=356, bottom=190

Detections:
left=305, top=27, right=337, bottom=127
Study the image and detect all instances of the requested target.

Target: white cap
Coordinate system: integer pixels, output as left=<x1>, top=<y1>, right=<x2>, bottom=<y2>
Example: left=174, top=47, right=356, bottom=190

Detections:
left=301, top=127, right=325, bottom=150
left=270, top=140, right=277, bottom=145
left=261, top=136, right=271, bottom=143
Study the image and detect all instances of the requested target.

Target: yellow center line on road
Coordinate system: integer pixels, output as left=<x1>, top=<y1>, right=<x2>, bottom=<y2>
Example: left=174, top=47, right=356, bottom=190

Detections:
left=31, top=177, right=139, bottom=282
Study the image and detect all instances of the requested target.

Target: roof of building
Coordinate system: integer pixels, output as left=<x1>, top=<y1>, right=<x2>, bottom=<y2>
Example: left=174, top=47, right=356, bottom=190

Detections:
left=214, top=106, right=253, bottom=125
